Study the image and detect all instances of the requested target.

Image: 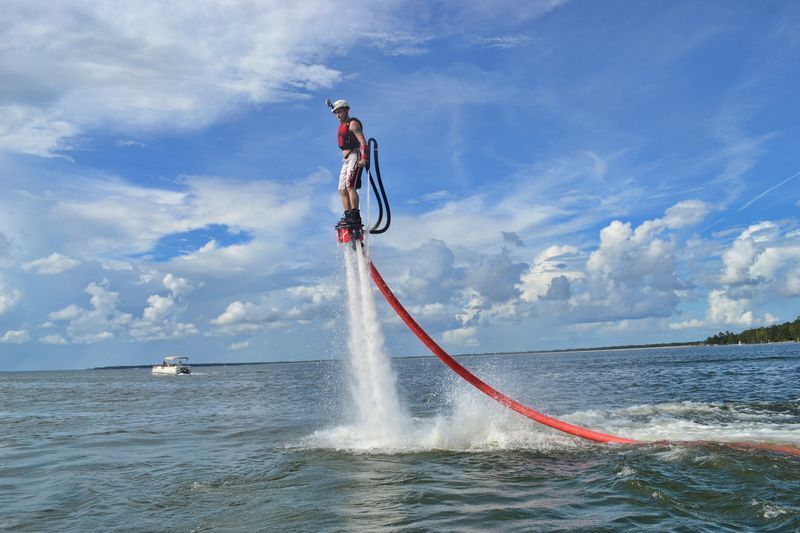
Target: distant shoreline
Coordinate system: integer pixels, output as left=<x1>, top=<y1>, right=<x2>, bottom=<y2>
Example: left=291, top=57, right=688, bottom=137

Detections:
left=455, top=342, right=705, bottom=358
left=92, top=342, right=712, bottom=370
left=90, top=341, right=800, bottom=371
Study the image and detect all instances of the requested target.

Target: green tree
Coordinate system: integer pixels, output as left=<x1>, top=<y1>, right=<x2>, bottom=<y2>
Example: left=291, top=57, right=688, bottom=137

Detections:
left=703, top=316, right=800, bottom=345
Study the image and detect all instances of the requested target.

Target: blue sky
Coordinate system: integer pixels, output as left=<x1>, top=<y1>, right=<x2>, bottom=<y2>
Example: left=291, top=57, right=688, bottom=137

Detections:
left=1, top=1, right=799, bottom=370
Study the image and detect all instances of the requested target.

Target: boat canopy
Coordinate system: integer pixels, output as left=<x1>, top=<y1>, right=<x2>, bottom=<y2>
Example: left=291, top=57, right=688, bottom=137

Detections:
left=162, top=356, right=189, bottom=363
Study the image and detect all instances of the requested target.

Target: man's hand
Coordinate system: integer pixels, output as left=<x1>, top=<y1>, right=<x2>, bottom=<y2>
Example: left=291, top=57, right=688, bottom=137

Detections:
left=358, top=159, right=367, bottom=168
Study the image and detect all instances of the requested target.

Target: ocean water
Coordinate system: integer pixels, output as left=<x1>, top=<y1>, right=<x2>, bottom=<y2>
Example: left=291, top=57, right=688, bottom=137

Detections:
left=2, top=342, right=799, bottom=531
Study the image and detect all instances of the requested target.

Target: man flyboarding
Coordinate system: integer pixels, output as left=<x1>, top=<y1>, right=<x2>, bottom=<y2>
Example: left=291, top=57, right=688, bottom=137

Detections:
left=328, top=99, right=368, bottom=230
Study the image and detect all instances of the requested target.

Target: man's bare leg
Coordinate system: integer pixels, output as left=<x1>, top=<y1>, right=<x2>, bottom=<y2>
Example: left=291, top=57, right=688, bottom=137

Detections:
left=347, top=188, right=359, bottom=210
left=340, top=189, right=352, bottom=211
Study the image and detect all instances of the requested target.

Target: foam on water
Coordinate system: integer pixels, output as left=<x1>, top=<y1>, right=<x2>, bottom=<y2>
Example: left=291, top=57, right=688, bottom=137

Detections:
left=307, top=401, right=576, bottom=453
left=305, top=372, right=578, bottom=453
left=565, top=400, right=800, bottom=446
left=307, top=378, right=799, bottom=454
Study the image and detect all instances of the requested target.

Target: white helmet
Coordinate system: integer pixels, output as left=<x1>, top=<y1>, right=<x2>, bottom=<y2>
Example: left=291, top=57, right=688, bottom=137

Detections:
left=330, top=99, right=349, bottom=113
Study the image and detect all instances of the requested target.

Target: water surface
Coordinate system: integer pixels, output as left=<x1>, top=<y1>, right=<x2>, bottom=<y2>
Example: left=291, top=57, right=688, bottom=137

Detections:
left=1, top=343, right=799, bottom=531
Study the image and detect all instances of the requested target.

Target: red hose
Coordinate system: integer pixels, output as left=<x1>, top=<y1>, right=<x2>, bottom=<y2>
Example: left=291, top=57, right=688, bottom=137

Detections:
left=368, top=260, right=638, bottom=444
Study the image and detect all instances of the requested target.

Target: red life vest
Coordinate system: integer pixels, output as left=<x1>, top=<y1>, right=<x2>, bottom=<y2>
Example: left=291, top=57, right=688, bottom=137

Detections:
left=337, top=118, right=361, bottom=151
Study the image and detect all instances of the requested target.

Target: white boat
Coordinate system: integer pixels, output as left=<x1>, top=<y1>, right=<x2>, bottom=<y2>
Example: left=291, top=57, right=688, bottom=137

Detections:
left=152, top=356, right=191, bottom=375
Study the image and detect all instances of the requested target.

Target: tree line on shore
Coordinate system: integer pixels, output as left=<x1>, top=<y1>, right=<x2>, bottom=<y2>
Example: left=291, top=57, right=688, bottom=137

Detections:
left=704, top=316, right=800, bottom=345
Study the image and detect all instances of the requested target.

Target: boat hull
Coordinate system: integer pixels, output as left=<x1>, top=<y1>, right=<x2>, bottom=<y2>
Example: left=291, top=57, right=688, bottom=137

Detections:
left=151, top=365, right=191, bottom=375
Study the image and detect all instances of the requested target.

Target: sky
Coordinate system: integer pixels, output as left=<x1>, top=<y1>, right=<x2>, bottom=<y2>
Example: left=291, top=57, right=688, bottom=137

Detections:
left=1, top=0, right=799, bottom=371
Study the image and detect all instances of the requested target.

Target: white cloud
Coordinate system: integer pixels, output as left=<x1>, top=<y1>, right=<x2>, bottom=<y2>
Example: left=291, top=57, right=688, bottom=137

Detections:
left=227, top=340, right=251, bottom=351
left=163, top=273, right=193, bottom=297
left=49, top=305, right=83, bottom=321
left=517, top=200, right=712, bottom=324
left=662, top=199, right=713, bottom=229
left=720, top=233, right=760, bottom=285
left=0, top=105, right=78, bottom=157
left=169, top=240, right=274, bottom=277
left=22, top=252, right=81, bottom=275
left=750, top=246, right=800, bottom=294
left=480, top=300, right=521, bottom=323
left=1, top=1, right=393, bottom=156
left=366, top=31, right=433, bottom=56
left=0, top=284, right=21, bottom=315
left=211, top=281, right=339, bottom=335
left=719, top=221, right=800, bottom=294
left=116, top=139, right=146, bottom=148
left=386, top=163, right=712, bottom=257
left=518, top=245, right=583, bottom=302
left=44, top=274, right=199, bottom=344
left=442, top=326, right=479, bottom=348
left=454, top=289, right=485, bottom=326
left=669, top=318, right=706, bottom=330
left=1, top=330, right=30, bottom=343
left=129, top=318, right=199, bottom=342
left=463, top=250, right=527, bottom=302
left=720, top=221, right=779, bottom=285
left=470, top=35, right=532, bottom=49
left=378, top=240, right=532, bottom=341
left=130, top=273, right=198, bottom=341
left=389, top=197, right=707, bottom=338
left=706, top=289, right=753, bottom=327
left=669, top=220, right=800, bottom=330
left=141, top=295, right=176, bottom=323
left=48, top=281, right=132, bottom=344
left=401, top=239, right=460, bottom=304
left=15, top=172, right=322, bottom=277
left=387, top=193, right=561, bottom=251
left=51, top=178, right=196, bottom=257
left=211, top=301, right=280, bottom=332
left=571, top=218, right=682, bottom=321
left=39, top=334, right=68, bottom=345
left=420, top=190, right=452, bottom=202
left=407, top=302, right=448, bottom=320
left=287, top=283, right=339, bottom=305
left=786, top=269, right=800, bottom=296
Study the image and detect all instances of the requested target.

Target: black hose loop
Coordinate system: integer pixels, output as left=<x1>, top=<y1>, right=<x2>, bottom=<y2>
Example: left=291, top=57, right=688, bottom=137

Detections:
left=367, top=137, right=391, bottom=234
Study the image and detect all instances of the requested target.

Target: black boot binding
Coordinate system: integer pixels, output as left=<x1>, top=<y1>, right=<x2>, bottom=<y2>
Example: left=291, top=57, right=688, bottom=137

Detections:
left=347, top=208, right=362, bottom=229
left=335, top=210, right=349, bottom=229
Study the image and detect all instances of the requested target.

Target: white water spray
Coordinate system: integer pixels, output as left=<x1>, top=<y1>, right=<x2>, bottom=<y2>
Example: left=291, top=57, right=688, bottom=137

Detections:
left=342, top=247, right=408, bottom=445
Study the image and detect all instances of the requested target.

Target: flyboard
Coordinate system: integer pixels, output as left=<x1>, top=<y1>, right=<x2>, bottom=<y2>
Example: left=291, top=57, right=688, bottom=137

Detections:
left=332, top=106, right=800, bottom=455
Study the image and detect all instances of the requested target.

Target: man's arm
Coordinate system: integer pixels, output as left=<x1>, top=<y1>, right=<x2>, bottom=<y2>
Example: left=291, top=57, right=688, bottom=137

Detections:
left=350, top=119, right=369, bottom=167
